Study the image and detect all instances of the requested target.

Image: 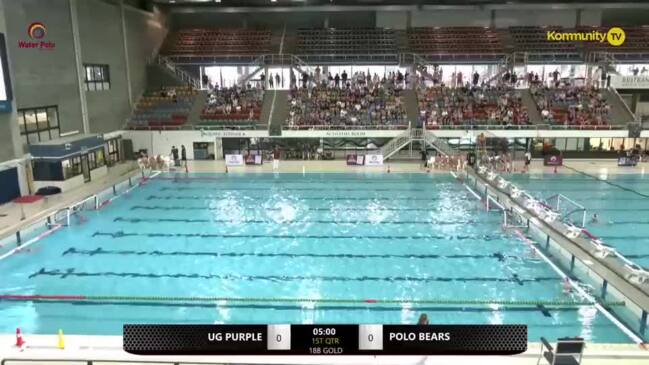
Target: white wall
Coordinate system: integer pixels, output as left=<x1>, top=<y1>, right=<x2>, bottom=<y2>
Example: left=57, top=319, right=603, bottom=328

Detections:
left=637, top=102, right=649, bottom=118
left=376, top=11, right=408, bottom=29
left=580, top=9, right=602, bottom=26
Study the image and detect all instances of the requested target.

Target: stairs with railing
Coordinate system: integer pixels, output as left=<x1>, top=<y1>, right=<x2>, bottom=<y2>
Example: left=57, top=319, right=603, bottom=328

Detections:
left=154, top=55, right=201, bottom=90
left=381, top=128, right=413, bottom=160
left=422, top=130, right=454, bottom=156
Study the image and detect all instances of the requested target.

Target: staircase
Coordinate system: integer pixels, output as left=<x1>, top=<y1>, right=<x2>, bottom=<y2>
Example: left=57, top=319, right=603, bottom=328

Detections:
left=381, top=128, right=458, bottom=161
left=188, top=90, right=208, bottom=125
left=402, top=89, right=420, bottom=127
left=520, top=89, right=544, bottom=124
left=602, top=87, right=636, bottom=126
left=381, top=129, right=413, bottom=160
left=153, top=55, right=201, bottom=90
left=265, top=90, right=289, bottom=136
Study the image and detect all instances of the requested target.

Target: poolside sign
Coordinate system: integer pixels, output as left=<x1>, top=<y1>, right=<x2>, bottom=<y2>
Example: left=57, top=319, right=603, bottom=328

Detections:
left=225, top=154, right=244, bottom=166
left=365, top=154, right=383, bottom=166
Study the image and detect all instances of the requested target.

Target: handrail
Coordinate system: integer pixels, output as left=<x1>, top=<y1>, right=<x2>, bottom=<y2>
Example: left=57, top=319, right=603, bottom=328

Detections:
left=608, top=85, right=638, bottom=123
left=473, top=165, right=649, bottom=296
left=155, top=55, right=201, bottom=90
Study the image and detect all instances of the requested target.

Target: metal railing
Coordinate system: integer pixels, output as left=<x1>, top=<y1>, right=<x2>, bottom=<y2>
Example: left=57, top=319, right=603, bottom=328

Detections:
left=380, top=128, right=412, bottom=160
left=471, top=166, right=649, bottom=298
left=608, top=85, right=638, bottom=123
left=155, top=55, right=201, bottom=90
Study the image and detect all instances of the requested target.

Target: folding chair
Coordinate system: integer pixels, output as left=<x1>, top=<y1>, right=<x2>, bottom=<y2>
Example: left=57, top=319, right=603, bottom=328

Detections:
left=537, top=337, right=584, bottom=365
left=625, top=263, right=649, bottom=284
left=591, top=239, right=615, bottom=259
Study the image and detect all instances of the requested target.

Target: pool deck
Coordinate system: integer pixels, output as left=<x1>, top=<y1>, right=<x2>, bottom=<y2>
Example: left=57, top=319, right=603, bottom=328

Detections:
left=0, top=335, right=648, bottom=365
left=1, top=158, right=649, bottom=363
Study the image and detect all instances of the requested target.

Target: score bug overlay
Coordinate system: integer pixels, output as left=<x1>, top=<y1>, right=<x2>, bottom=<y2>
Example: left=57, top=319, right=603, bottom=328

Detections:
left=124, top=324, right=527, bottom=355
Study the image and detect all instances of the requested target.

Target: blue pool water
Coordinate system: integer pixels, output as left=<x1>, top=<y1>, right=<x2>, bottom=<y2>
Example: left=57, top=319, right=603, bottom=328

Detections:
left=508, top=171, right=649, bottom=268
left=0, top=173, right=634, bottom=342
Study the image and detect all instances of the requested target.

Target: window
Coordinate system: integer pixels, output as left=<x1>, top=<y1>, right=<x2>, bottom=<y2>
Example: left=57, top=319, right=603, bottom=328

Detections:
left=83, top=64, right=110, bottom=91
left=105, top=138, right=121, bottom=166
left=62, top=156, right=82, bottom=180
left=16, top=106, right=60, bottom=145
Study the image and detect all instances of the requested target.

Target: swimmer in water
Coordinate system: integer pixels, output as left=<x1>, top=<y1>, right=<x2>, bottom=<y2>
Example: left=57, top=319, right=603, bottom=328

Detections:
left=590, top=213, right=598, bottom=224
left=562, top=278, right=573, bottom=294
left=418, top=313, right=429, bottom=325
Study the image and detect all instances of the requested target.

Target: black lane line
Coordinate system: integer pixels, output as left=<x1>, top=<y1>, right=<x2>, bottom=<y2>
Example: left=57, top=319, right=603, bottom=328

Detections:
left=61, top=247, right=517, bottom=262
left=160, top=187, right=432, bottom=192
left=1, top=300, right=583, bottom=313
left=158, top=178, right=441, bottom=184
left=131, top=206, right=468, bottom=212
left=112, top=217, right=490, bottom=225
left=28, top=267, right=557, bottom=285
left=146, top=195, right=445, bottom=201
left=563, top=165, right=649, bottom=199
left=583, top=208, right=649, bottom=212
left=90, top=231, right=506, bottom=240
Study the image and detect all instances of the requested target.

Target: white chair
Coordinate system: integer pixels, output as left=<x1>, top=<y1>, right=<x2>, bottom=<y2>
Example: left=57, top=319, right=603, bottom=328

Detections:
left=591, top=239, right=615, bottom=259
left=510, top=186, right=522, bottom=198
left=497, top=178, right=509, bottom=189
left=544, top=211, right=560, bottom=223
left=487, top=171, right=497, bottom=181
left=565, top=225, right=582, bottom=239
left=478, top=166, right=487, bottom=174
left=625, top=264, right=649, bottom=284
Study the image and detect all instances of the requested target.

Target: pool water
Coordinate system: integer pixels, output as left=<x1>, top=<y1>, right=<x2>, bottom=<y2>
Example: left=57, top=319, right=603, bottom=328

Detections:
left=508, top=171, right=649, bottom=268
left=0, top=173, right=634, bottom=342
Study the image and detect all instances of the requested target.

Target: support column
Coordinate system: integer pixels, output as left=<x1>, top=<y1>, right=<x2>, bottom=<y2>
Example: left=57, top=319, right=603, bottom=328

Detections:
left=119, top=0, right=134, bottom=107
left=0, top=0, right=24, bottom=160
left=69, top=0, right=90, bottom=133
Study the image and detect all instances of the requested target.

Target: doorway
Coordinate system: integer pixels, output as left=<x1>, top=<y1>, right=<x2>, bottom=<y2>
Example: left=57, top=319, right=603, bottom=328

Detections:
left=80, top=155, right=91, bottom=182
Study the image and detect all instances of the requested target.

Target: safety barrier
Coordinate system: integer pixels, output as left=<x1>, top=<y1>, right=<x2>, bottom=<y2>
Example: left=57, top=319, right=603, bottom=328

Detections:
left=0, top=294, right=623, bottom=308
left=0, top=173, right=154, bottom=260
left=464, top=166, right=649, bottom=343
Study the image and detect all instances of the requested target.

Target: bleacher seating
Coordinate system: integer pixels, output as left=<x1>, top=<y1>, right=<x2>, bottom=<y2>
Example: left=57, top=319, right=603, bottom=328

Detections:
left=200, top=86, right=264, bottom=127
left=296, top=28, right=397, bottom=54
left=407, top=27, right=504, bottom=57
left=128, top=86, right=197, bottom=130
left=531, top=85, right=610, bottom=128
left=581, top=26, right=649, bottom=53
left=508, top=26, right=581, bottom=54
left=417, top=85, right=530, bottom=128
left=161, top=28, right=271, bottom=56
left=287, top=75, right=408, bottom=129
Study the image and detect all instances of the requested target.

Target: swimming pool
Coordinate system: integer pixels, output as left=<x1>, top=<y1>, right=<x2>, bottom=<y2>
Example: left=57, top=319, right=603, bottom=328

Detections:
left=0, top=173, right=634, bottom=342
left=508, top=170, right=649, bottom=268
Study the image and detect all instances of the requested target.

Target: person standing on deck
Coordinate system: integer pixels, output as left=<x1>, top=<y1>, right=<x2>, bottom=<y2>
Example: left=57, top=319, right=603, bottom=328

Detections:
left=272, top=146, right=281, bottom=171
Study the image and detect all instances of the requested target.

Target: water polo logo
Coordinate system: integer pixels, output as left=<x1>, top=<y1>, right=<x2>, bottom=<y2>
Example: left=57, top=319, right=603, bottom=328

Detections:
left=27, top=22, right=46, bottom=40
left=18, top=22, right=55, bottom=49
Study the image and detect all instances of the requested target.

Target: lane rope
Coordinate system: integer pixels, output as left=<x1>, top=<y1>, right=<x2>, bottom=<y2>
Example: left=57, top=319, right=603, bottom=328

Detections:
left=0, top=294, right=623, bottom=307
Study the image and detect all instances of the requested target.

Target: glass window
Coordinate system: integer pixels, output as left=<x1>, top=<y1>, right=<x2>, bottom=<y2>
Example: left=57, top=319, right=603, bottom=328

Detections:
left=47, top=108, right=58, bottom=128
left=17, top=105, right=60, bottom=145
left=83, top=64, right=110, bottom=91
left=38, top=130, right=50, bottom=142
left=17, top=112, right=25, bottom=134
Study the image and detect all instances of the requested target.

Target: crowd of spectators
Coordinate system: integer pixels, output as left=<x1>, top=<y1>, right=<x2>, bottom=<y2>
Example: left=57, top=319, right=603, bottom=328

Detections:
left=531, top=84, right=610, bottom=127
left=201, top=85, right=264, bottom=122
left=287, top=71, right=408, bottom=129
left=417, top=84, right=530, bottom=128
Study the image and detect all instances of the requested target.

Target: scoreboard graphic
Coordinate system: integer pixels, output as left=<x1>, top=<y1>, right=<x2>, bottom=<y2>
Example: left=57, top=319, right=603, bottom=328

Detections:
left=124, top=324, right=527, bottom=355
